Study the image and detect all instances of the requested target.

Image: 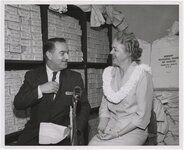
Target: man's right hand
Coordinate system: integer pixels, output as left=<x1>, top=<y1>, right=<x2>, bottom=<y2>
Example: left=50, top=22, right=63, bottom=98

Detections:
left=39, top=81, right=59, bottom=94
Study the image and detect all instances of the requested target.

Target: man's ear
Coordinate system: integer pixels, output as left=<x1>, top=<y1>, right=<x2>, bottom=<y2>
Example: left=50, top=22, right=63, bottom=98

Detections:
left=46, top=51, right=52, bottom=60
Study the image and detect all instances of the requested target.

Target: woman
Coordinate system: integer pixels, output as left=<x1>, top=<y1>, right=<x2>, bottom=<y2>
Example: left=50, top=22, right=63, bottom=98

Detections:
left=89, top=32, right=153, bottom=145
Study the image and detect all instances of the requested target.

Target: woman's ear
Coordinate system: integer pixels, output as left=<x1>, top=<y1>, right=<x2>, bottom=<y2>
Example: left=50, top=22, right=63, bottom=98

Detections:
left=128, top=52, right=132, bottom=57
left=46, top=51, right=52, bottom=60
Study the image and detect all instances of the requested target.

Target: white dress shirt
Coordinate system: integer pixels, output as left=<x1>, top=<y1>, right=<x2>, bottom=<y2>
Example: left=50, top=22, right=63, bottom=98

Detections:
left=38, top=65, right=60, bottom=99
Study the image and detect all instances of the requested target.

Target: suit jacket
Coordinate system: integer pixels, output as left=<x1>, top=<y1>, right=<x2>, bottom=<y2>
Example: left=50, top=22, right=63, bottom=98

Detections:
left=14, top=66, right=91, bottom=145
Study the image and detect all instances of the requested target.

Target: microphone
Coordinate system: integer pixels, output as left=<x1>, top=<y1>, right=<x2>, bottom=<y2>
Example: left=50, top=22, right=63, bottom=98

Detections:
left=65, top=86, right=82, bottom=98
left=73, top=86, right=81, bottom=100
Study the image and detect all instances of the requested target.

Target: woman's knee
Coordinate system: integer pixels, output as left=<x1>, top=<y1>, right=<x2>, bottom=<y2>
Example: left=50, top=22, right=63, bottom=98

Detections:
left=88, top=136, right=97, bottom=145
left=88, top=136, right=103, bottom=146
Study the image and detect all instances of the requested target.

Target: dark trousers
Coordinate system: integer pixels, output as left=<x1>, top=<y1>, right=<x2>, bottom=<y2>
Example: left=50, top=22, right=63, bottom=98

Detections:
left=16, top=136, right=71, bottom=146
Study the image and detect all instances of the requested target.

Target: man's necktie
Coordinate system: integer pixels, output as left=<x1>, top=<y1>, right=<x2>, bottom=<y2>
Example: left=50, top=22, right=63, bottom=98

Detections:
left=51, top=71, right=57, bottom=100
left=52, top=72, right=57, bottom=81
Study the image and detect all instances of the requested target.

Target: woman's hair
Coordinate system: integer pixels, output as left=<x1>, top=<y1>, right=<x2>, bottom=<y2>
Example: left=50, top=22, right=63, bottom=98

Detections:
left=114, top=32, right=143, bottom=62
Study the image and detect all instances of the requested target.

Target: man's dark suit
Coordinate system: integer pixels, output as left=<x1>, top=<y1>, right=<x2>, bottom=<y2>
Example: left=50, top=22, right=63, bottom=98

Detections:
left=14, top=66, right=91, bottom=145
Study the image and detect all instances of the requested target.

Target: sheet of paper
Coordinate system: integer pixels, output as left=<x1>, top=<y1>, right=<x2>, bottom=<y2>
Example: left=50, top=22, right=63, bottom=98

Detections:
left=39, top=122, right=68, bottom=144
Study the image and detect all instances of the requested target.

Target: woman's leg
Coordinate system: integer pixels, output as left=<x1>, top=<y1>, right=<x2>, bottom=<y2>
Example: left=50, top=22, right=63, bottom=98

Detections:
left=88, top=129, right=148, bottom=146
left=88, top=135, right=113, bottom=146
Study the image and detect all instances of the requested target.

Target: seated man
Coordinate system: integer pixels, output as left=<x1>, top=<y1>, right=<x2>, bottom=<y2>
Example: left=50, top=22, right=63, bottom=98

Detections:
left=14, top=38, right=90, bottom=145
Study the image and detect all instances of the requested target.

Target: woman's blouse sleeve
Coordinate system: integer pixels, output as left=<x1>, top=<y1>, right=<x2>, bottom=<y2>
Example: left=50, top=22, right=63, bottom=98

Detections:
left=99, top=96, right=110, bottom=118
left=132, top=72, right=154, bottom=130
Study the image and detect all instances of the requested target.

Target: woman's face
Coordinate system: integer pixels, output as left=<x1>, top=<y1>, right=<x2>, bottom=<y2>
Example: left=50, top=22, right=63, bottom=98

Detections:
left=110, top=39, right=130, bottom=66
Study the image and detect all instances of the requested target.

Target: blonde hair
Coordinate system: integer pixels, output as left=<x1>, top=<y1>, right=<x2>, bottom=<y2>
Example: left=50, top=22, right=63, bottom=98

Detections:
left=114, top=32, right=142, bottom=62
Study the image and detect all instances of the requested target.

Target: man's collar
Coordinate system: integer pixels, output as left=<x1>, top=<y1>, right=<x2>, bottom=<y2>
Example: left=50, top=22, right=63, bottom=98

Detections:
left=46, top=64, right=54, bottom=75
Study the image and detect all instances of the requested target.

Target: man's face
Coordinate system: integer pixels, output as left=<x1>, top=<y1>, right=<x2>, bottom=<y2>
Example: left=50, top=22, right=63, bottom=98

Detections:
left=47, top=42, right=69, bottom=70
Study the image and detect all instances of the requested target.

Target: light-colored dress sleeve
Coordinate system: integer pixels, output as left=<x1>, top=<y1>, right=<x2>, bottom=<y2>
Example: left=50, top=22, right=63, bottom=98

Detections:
left=97, top=96, right=110, bottom=130
left=99, top=96, right=110, bottom=118
left=132, top=72, right=153, bottom=130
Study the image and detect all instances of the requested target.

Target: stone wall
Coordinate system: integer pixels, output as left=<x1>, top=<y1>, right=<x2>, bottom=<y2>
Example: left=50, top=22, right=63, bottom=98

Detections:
left=154, top=90, right=179, bottom=145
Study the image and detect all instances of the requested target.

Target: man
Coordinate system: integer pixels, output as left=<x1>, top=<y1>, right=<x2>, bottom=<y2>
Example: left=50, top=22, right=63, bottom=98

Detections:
left=14, top=38, right=90, bottom=145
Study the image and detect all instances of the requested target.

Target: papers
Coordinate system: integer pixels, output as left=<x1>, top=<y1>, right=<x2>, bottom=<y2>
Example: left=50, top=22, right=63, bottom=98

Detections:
left=39, top=122, right=69, bottom=144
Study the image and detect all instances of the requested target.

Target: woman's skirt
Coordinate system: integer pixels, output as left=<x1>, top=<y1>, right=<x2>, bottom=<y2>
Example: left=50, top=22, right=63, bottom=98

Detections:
left=88, top=128, right=148, bottom=146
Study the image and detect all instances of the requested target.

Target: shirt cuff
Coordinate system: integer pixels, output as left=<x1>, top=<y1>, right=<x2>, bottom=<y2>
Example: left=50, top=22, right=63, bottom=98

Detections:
left=38, top=85, right=43, bottom=99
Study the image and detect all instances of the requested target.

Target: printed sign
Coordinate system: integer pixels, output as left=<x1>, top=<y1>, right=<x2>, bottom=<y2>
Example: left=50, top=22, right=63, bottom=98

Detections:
left=151, top=36, right=179, bottom=89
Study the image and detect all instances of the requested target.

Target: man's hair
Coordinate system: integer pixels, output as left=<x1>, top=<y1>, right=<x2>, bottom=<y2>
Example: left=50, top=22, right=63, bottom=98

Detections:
left=43, top=37, right=66, bottom=54
left=43, top=38, right=66, bottom=60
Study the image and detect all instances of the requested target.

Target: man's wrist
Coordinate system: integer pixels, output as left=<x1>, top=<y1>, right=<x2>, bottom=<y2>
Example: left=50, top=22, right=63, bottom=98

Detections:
left=38, top=85, right=43, bottom=99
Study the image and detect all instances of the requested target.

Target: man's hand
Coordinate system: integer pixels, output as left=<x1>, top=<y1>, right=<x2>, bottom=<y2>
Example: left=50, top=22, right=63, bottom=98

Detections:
left=64, top=127, right=71, bottom=138
left=39, top=81, right=59, bottom=94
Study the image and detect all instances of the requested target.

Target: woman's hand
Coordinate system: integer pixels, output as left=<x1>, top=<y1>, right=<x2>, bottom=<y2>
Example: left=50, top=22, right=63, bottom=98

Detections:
left=98, top=130, right=119, bottom=140
left=96, top=127, right=104, bottom=138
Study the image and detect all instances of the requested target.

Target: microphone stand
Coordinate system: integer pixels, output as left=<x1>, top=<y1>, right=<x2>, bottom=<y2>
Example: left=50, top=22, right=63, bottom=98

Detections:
left=70, top=95, right=78, bottom=145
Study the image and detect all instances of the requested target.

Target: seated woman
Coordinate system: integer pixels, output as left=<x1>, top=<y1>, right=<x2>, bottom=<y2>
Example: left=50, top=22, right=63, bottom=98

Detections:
left=88, top=32, right=154, bottom=146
